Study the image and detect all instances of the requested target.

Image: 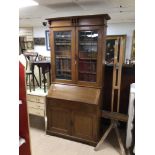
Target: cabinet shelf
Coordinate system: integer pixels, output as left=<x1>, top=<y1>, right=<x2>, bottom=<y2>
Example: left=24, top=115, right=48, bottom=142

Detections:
left=79, top=58, right=97, bottom=60
left=21, top=41, right=33, bottom=42
left=56, top=56, right=71, bottom=59
left=55, top=42, right=71, bottom=45
left=79, top=51, right=97, bottom=53
left=79, top=71, right=96, bottom=74
left=55, top=51, right=71, bottom=54
left=55, top=35, right=71, bottom=38
left=79, top=42, right=97, bottom=46
left=57, top=69, right=71, bottom=72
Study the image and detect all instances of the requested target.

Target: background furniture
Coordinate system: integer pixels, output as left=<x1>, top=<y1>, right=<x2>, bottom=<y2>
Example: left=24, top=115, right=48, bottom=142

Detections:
left=46, top=14, right=110, bottom=145
left=27, top=94, right=46, bottom=117
left=27, top=94, right=46, bottom=130
left=24, top=52, right=40, bottom=91
left=24, top=52, right=38, bottom=61
left=126, top=83, right=135, bottom=154
left=105, top=35, right=126, bottom=64
left=24, top=52, right=51, bottom=92
left=26, top=70, right=34, bottom=92
left=31, top=61, right=51, bottom=92
left=19, top=36, right=34, bottom=53
left=19, top=62, right=31, bottom=155
left=131, top=30, right=135, bottom=61
left=95, top=37, right=126, bottom=155
left=103, top=64, right=135, bottom=114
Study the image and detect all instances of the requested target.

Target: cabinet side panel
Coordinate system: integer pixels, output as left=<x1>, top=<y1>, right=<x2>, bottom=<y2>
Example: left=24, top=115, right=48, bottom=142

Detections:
left=102, top=23, right=107, bottom=88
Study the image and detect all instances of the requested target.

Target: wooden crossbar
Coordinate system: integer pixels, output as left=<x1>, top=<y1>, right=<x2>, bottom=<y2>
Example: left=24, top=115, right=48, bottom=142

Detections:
left=102, top=110, right=128, bottom=122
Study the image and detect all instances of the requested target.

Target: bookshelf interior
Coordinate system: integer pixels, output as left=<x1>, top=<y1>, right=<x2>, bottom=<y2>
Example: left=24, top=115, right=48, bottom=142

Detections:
left=49, top=14, right=110, bottom=87
left=78, top=30, right=98, bottom=82
left=54, top=31, right=71, bottom=80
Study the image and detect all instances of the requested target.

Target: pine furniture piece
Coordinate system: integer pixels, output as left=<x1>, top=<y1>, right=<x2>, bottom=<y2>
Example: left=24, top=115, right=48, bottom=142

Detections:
left=19, top=62, right=31, bottom=155
left=27, top=94, right=46, bottom=130
left=27, top=94, right=46, bottom=117
left=46, top=14, right=110, bottom=146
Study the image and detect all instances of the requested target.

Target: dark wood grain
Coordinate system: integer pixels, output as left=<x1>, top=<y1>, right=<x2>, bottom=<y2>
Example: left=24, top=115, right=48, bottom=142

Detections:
left=102, top=110, right=128, bottom=122
left=48, top=14, right=109, bottom=88
left=46, top=84, right=102, bottom=145
left=46, top=14, right=110, bottom=28
left=47, top=84, right=101, bottom=105
left=47, top=106, right=71, bottom=135
left=103, top=64, right=135, bottom=114
left=46, top=15, right=110, bottom=145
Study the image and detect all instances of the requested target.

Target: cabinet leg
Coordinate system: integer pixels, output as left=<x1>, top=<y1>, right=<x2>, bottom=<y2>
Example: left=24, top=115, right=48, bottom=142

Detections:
left=28, top=74, right=31, bottom=92
left=39, top=67, right=41, bottom=88
left=114, top=125, right=126, bottom=155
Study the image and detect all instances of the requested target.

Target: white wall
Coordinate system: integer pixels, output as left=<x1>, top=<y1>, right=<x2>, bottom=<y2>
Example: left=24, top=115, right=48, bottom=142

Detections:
left=33, top=27, right=50, bottom=57
left=107, top=22, right=135, bottom=60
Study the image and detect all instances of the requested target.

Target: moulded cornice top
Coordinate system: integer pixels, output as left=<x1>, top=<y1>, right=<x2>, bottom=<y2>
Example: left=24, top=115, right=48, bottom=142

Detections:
left=46, top=14, right=111, bottom=21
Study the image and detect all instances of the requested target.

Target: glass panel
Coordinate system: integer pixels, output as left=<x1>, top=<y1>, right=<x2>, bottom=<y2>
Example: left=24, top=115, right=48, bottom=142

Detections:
left=54, top=31, right=71, bottom=80
left=105, top=39, right=115, bottom=64
left=78, top=30, right=98, bottom=82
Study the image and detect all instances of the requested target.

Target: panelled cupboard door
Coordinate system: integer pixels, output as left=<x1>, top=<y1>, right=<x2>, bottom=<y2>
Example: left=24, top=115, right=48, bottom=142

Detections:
left=50, top=27, right=76, bottom=83
left=72, top=111, right=95, bottom=141
left=47, top=107, right=71, bottom=135
left=75, top=26, right=104, bottom=87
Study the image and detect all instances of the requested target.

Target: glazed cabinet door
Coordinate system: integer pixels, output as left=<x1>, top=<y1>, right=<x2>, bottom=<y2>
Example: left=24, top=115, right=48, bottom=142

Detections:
left=72, top=111, right=96, bottom=141
left=47, top=106, right=71, bottom=135
left=50, top=27, right=76, bottom=83
left=75, top=26, right=104, bottom=87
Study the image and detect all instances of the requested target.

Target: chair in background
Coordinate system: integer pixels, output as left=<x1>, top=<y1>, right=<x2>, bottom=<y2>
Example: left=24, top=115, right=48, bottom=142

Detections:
left=33, top=55, right=51, bottom=93
left=25, top=56, right=35, bottom=92
left=23, top=52, right=40, bottom=92
left=24, top=52, right=38, bottom=61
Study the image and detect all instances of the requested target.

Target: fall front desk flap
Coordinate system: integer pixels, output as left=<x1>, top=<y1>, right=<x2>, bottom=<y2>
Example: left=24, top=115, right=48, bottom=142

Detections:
left=47, top=84, right=101, bottom=105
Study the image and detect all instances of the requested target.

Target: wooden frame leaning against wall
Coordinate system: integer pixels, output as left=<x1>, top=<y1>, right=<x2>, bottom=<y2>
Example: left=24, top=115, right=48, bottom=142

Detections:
left=131, top=30, right=135, bottom=61
left=105, top=35, right=126, bottom=64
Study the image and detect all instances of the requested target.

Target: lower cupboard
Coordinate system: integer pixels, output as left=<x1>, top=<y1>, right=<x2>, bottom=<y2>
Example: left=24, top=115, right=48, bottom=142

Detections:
left=46, top=84, right=102, bottom=146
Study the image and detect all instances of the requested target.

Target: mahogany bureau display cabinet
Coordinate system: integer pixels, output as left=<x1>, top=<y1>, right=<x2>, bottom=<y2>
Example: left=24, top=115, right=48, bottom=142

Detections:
left=46, top=14, right=110, bottom=146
